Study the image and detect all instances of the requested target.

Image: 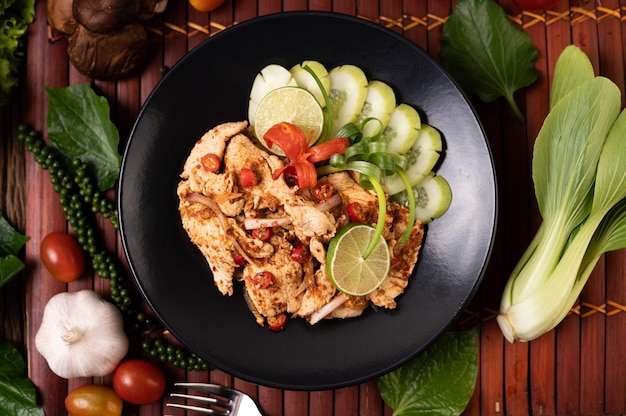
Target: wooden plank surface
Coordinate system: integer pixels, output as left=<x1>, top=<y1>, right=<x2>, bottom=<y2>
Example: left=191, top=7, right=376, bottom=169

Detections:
left=2, top=1, right=626, bottom=415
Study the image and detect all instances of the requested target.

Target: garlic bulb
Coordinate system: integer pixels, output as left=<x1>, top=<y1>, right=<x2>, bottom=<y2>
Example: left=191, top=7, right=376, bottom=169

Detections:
left=35, top=290, right=129, bottom=378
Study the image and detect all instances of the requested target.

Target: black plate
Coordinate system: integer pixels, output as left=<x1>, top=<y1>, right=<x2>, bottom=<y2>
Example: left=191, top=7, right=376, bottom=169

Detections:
left=119, top=11, right=496, bottom=391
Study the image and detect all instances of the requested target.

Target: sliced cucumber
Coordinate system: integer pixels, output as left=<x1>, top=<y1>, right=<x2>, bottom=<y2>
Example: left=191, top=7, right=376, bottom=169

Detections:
left=392, top=172, right=452, bottom=224
left=290, top=60, right=330, bottom=108
left=381, top=171, right=424, bottom=196
left=355, top=80, right=396, bottom=138
left=248, top=64, right=297, bottom=124
left=402, top=124, right=442, bottom=182
left=328, top=65, right=368, bottom=138
left=380, top=104, right=421, bottom=154
left=414, top=173, right=452, bottom=223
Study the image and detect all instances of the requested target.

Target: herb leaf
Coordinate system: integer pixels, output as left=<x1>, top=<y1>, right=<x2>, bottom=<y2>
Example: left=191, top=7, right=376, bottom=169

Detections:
left=0, top=342, right=44, bottom=416
left=46, top=83, right=122, bottom=191
left=440, top=0, right=538, bottom=122
left=379, top=327, right=479, bottom=416
left=0, top=213, right=28, bottom=288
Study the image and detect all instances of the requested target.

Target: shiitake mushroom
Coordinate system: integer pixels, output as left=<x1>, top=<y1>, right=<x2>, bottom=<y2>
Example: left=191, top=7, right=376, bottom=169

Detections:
left=47, top=0, right=167, bottom=79
left=68, top=23, right=148, bottom=80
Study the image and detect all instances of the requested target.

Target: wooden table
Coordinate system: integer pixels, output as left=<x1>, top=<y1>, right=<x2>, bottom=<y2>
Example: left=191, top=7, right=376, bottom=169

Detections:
left=2, top=1, right=626, bottom=415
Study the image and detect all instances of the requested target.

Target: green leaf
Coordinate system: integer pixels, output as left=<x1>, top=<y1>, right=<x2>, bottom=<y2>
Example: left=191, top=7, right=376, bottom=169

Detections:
left=0, top=213, right=28, bottom=288
left=440, top=0, right=538, bottom=122
left=0, top=342, right=44, bottom=416
left=45, top=83, right=122, bottom=191
left=379, top=327, right=479, bottom=416
left=550, top=45, right=594, bottom=109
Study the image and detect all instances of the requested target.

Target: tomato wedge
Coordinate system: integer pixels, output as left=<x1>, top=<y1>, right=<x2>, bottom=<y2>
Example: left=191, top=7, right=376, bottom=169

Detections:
left=240, top=168, right=256, bottom=187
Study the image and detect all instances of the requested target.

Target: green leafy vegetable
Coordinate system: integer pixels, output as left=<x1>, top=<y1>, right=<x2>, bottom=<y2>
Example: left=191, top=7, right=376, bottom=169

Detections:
left=46, top=83, right=122, bottom=191
left=0, top=212, right=28, bottom=288
left=0, top=0, right=35, bottom=105
left=498, top=45, right=626, bottom=342
left=379, top=328, right=479, bottom=416
left=440, top=0, right=539, bottom=122
left=0, top=342, right=44, bottom=416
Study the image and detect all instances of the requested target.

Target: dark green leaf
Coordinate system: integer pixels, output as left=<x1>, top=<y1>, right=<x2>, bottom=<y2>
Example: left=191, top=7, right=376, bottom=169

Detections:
left=46, top=83, right=122, bottom=191
left=0, top=342, right=44, bottom=416
left=379, top=327, right=479, bottom=416
left=0, top=213, right=28, bottom=287
left=440, top=0, right=538, bottom=122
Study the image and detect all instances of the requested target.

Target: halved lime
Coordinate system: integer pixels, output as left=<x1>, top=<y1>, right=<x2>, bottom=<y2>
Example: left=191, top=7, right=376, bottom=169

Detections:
left=253, top=86, right=324, bottom=155
left=326, top=223, right=390, bottom=296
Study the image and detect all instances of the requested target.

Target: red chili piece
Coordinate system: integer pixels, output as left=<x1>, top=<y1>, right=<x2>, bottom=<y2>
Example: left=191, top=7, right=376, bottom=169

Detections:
left=252, top=227, right=273, bottom=241
left=268, top=313, right=287, bottom=331
left=201, top=153, right=221, bottom=172
left=312, top=183, right=333, bottom=201
left=290, top=245, right=309, bottom=264
left=233, top=252, right=246, bottom=265
left=240, top=168, right=256, bottom=187
left=346, top=201, right=365, bottom=223
left=252, top=271, right=275, bottom=289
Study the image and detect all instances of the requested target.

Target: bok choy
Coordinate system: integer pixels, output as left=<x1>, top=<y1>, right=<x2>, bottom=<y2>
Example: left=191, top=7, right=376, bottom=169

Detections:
left=497, top=45, right=626, bottom=343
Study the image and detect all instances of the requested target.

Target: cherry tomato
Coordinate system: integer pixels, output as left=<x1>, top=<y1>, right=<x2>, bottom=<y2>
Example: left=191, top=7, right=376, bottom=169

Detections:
left=290, top=245, right=309, bottom=264
left=201, top=153, right=221, bottom=172
left=268, top=313, right=287, bottom=331
left=312, top=183, right=333, bottom=201
left=252, top=271, right=275, bottom=289
left=240, top=168, right=257, bottom=187
left=65, top=384, right=123, bottom=416
left=40, top=231, right=85, bottom=282
left=252, top=227, right=273, bottom=241
left=112, top=359, right=166, bottom=405
left=189, top=0, right=225, bottom=12
left=512, top=0, right=560, bottom=9
left=346, top=202, right=365, bottom=223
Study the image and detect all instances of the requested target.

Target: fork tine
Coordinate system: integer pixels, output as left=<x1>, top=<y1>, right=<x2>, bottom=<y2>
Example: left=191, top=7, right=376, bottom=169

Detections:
left=166, top=402, right=229, bottom=415
left=170, top=392, right=230, bottom=407
left=174, top=382, right=238, bottom=399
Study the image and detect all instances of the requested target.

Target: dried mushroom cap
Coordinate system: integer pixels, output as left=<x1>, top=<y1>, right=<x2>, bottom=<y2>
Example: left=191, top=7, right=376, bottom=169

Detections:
left=47, top=0, right=78, bottom=35
left=68, top=23, right=148, bottom=80
left=72, top=0, right=138, bottom=33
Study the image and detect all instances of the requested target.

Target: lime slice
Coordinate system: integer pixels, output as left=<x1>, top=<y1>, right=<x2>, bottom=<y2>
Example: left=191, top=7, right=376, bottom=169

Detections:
left=253, top=86, right=324, bottom=155
left=326, top=223, right=390, bottom=296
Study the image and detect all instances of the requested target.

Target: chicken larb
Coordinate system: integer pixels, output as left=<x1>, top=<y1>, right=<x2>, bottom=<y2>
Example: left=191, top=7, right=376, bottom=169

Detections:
left=177, top=121, right=424, bottom=329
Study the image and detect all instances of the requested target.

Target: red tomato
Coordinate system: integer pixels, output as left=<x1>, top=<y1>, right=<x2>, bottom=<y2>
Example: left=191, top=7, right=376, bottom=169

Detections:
left=189, top=0, right=225, bottom=12
left=252, top=227, right=273, bottom=241
left=268, top=313, right=287, bottom=331
left=65, top=385, right=123, bottom=416
left=252, top=271, right=275, bottom=289
left=201, top=153, right=221, bottom=172
left=240, top=168, right=257, bottom=187
left=40, top=231, right=85, bottom=282
left=233, top=252, right=246, bottom=265
left=512, top=0, right=560, bottom=9
left=306, top=137, right=350, bottom=163
left=112, top=359, right=166, bottom=405
left=346, top=202, right=365, bottom=223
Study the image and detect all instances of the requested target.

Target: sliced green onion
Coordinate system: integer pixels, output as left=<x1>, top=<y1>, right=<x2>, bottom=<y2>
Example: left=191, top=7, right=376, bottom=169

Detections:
left=362, top=175, right=387, bottom=260
left=304, top=65, right=333, bottom=144
left=396, top=168, right=416, bottom=244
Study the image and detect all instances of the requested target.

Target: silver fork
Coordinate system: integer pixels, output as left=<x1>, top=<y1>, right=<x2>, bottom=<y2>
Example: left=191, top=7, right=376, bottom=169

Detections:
left=166, top=382, right=263, bottom=415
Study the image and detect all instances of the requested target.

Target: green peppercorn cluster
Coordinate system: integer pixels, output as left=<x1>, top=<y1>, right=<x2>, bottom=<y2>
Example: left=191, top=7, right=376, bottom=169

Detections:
left=18, top=124, right=208, bottom=372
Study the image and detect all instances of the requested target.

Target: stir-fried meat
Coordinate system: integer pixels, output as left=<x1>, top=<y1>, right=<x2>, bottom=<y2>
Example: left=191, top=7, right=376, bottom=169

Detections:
left=295, top=238, right=336, bottom=317
left=178, top=121, right=426, bottom=328
left=368, top=203, right=424, bottom=308
left=243, top=237, right=303, bottom=319
left=177, top=181, right=237, bottom=296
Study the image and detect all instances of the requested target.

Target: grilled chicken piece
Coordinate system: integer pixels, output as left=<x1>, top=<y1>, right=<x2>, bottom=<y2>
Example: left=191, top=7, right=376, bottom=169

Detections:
left=295, top=238, right=336, bottom=317
left=181, top=121, right=248, bottom=179
left=243, top=237, right=303, bottom=320
left=368, top=203, right=424, bottom=308
left=177, top=181, right=237, bottom=296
